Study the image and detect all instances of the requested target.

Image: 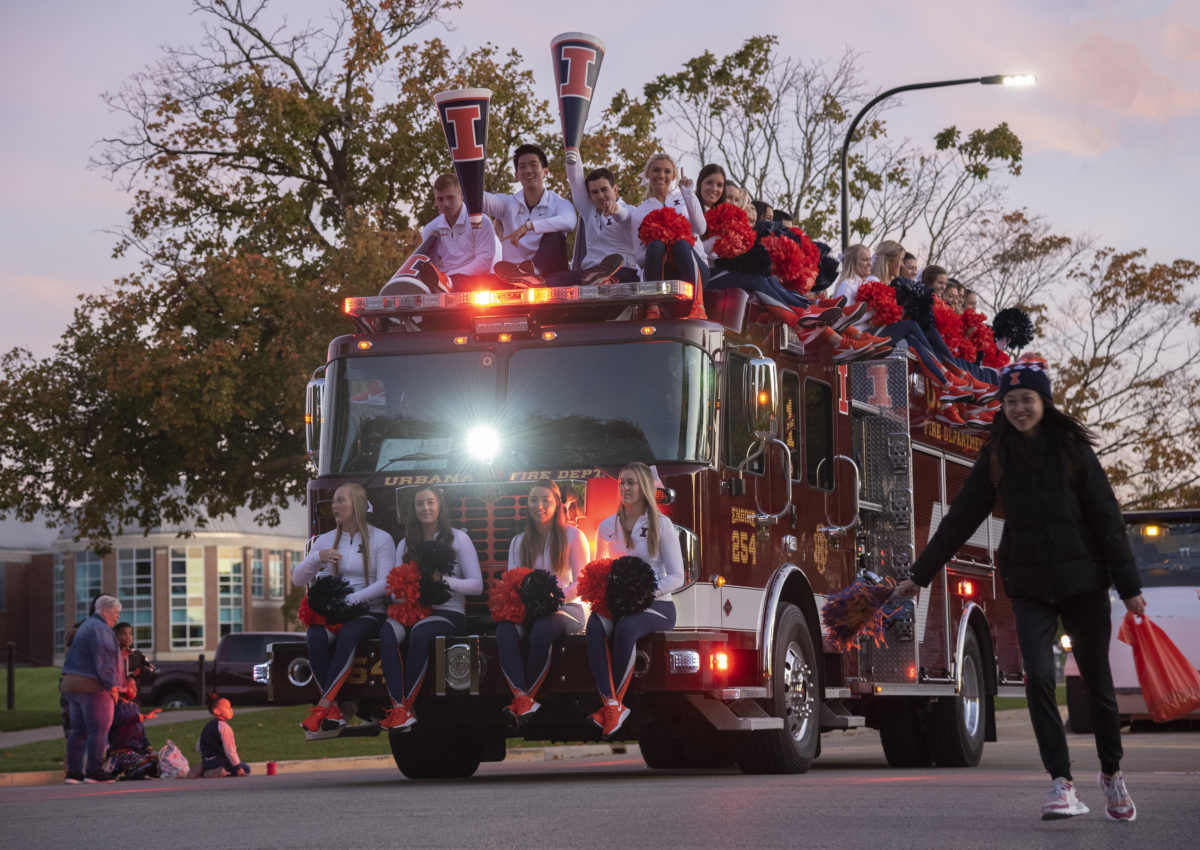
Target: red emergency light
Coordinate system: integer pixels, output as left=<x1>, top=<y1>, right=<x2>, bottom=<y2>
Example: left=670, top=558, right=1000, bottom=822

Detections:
left=709, top=650, right=731, bottom=673
left=955, top=579, right=976, bottom=598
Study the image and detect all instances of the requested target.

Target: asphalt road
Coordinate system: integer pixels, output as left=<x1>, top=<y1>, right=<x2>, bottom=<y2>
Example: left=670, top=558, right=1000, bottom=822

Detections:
left=4, top=711, right=1198, bottom=849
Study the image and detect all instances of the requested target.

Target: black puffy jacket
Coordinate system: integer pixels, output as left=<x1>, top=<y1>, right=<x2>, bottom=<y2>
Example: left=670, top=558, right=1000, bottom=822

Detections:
left=910, top=430, right=1141, bottom=603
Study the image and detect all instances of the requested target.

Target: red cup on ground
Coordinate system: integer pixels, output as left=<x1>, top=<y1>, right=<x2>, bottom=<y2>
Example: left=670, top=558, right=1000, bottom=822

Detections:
left=266, top=761, right=277, bottom=776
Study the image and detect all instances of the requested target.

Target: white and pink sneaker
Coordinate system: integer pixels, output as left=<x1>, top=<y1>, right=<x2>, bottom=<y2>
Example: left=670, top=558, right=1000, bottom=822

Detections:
left=1099, top=771, right=1137, bottom=822
left=1041, top=777, right=1090, bottom=820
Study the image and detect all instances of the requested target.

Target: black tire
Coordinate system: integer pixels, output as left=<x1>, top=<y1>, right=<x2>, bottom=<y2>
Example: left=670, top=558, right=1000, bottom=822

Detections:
left=734, top=603, right=820, bottom=774
left=925, top=630, right=986, bottom=767
left=638, top=727, right=735, bottom=769
left=1065, top=675, right=1093, bottom=734
left=877, top=698, right=933, bottom=767
left=158, top=690, right=196, bottom=709
left=388, top=729, right=481, bottom=779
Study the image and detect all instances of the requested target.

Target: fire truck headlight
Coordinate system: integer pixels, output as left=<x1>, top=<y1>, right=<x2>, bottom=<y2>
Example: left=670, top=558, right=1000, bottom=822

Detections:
left=466, top=426, right=500, bottom=463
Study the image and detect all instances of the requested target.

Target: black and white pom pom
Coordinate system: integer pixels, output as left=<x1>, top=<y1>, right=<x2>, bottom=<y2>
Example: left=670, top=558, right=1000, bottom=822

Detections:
left=409, top=539, right=456, bottom=580
left=306, top=574, right=367, bottom=624
left=519, top=570, right=565, bottom=625
left=606, top=556, right=658, bottom=620
left=993, top=307, right=1035, bottom=349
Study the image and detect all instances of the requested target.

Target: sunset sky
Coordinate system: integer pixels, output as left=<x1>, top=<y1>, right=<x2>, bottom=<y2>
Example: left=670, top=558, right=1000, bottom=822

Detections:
left=2, top=0, right=1196, bottom=358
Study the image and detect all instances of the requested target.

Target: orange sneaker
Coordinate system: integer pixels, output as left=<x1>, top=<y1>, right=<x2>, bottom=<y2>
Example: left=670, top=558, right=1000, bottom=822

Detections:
left=300, top=704, right=329, bottom=733
left=601, top=699, right=630, bottom=739
left=935, top=403, right=966, bottom=427
left=321, top=702, right=347, bottom=731
left=589, top=705, right=606, bottom=731
left=379, top=703, right=416, bottom=731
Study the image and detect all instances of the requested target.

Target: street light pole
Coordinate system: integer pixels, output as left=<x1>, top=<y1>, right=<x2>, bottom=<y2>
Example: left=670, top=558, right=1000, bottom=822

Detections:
left=839, top=74, right=1036, bottom=252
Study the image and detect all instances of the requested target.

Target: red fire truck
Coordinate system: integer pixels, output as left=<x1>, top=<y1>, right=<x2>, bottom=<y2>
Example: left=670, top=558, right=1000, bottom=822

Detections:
left=263, top=280, right=1024, bottom=777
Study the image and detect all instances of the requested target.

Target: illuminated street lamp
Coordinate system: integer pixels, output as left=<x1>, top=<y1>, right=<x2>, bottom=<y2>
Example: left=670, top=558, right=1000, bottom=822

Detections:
left=839, top=74, right=1037, bottom=252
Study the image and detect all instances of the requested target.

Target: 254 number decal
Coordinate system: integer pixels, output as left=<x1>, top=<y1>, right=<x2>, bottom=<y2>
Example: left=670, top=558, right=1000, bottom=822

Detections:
left=731, top=530, right=757, bottom=565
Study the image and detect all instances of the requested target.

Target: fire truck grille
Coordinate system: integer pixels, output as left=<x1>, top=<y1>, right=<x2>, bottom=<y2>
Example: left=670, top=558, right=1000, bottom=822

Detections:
left=437, top=483, right=534, bottom=619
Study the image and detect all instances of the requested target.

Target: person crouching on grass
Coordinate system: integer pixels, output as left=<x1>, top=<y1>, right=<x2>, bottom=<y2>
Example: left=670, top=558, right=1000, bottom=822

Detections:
left=194, top=697, right=251, bottom=778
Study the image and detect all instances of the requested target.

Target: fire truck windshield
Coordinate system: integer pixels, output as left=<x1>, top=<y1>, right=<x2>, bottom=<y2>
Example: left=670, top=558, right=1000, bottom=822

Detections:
left=322, top=340, right=715, bottom=476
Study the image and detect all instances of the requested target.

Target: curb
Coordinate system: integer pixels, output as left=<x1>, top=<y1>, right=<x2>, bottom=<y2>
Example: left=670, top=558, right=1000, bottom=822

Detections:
left=0, top=743, right=637, bottom=788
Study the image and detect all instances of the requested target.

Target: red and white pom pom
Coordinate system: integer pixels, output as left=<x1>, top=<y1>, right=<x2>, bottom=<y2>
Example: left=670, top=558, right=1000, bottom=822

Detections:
left=639, top=207, right=696, bottom=247
left=577, top=559, right=613, bottom=620
left=488, top=567, right=531, bottom=625
left=386, top=562, right=433, bottom=626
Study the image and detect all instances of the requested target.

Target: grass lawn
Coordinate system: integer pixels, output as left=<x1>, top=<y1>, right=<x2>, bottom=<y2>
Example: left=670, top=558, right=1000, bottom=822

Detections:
left=1, top=705, right=397, bottom=774
left=0, top=668, right=65, bottom=712
left=1, top=668, right=67, bottom=732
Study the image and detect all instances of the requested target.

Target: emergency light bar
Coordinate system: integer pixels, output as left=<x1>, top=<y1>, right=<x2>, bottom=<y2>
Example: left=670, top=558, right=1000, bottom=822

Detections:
left=344, top=281, right=693, bottom=318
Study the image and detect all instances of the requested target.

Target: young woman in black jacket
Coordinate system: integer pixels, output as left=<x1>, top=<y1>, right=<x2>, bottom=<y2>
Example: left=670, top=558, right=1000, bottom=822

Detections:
left=897, top=355, right=1145, bottom=823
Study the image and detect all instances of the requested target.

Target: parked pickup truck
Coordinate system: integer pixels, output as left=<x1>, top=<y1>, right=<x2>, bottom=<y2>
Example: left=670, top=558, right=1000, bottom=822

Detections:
left=139, top=631, right=302, bottom=708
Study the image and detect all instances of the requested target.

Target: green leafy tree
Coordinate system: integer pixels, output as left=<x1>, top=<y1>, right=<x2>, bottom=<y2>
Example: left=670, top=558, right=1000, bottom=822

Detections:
left=0, top=0, right=570, bottom=548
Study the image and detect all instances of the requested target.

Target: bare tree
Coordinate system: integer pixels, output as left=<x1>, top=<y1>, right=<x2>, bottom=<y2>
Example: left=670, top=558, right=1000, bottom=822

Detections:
left=1046, top=249, right=1200, bottom=507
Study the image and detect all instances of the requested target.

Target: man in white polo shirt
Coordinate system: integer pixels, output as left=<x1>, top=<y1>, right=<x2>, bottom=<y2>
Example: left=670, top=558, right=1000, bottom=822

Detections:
left=542, top=152, right=636, bottom=287
left=420, top=173, right=501, bottom=289
left=485, top=144, right=576, bottom=283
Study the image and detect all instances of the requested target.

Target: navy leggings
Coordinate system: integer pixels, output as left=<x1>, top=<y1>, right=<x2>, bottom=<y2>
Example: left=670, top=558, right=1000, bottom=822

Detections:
left=708, top=269, right=811, bottom=310
left=585, top=601, right=677, bottom=700
left=378, top=609, right=467, bottom=705
left=645, top=241, right=709, bottom=288
left=924, top=325, right=1000, bottom=383
left=496, top=603, right=586, bottom=696
left=305, top=613, right=384, bottom=702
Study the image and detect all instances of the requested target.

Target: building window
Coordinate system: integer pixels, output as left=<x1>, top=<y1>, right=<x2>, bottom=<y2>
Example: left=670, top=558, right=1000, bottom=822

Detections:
left=217, top=547, right=244, bottom=637
left=268, top=550, right=283, bottom=599
left=250, top=548, right=264, bottom=598
left=74, top=552, right=103, bottom=623
left=169, top=547, right=205, bottom=649
left=54, top=554, right=66, bottom=655
left=117, top=548, right=154, bottom=650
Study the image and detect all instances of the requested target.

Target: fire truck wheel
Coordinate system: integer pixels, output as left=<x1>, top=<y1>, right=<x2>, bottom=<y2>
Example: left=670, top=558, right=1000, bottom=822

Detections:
left=734, top=603, right=820, bottom=774
left=926, top=629, right=986, bottom=767
left=388, top=729, right=482, bottom=779
left=1064, top=676, right=1093, bottom=734
left=639, top=727, right=735, bottom=769
left=877, top=699, right=933, bottom=767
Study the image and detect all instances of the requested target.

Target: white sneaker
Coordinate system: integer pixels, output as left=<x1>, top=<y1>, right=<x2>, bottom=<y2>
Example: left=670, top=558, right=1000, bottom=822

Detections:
left=1098, top=771, right=1137, bottom=822
left=1041, top=777, right=1090, bottom=820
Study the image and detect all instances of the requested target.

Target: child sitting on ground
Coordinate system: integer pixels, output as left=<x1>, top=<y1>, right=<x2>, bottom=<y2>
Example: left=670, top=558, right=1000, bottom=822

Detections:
left=104, top=678, right=162, bottom=780
left=193, top=696, right=251, bottom=778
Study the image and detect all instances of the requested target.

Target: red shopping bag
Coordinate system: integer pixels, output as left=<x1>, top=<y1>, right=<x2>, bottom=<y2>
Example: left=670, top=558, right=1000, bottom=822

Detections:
left=1117, top=612, right=1200, bottom=723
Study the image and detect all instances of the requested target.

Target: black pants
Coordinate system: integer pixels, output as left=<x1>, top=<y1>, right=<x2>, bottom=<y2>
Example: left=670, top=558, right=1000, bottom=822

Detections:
left=532, top=232, right=569, bottom=275
left=1012, top=591, right=1122, bottom=779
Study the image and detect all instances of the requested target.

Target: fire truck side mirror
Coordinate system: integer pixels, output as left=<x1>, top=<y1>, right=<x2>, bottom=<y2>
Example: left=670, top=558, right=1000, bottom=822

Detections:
left=747, top=357, right=778, bottom=439
left=305, top=373, right=324, bottom=466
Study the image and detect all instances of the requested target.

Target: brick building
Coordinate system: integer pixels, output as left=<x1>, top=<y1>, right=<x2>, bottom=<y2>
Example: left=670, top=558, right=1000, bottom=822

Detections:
left=0, top=505, right=309, bottom=666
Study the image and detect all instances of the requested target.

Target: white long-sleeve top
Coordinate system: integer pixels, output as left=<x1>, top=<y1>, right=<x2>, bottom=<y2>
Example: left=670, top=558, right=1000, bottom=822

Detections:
left=196, top=719, right=241, bottom=767
left=482, top=188, right=577, bottom=264
left=506, top=525, right=590, bottom=603
left=565, top=158, right=638, bottom=269
left=629, top=187, right=706, bottom=271
left=833, top=273, right=867, bottom=303
left=420, top=204, right=501, bottom=276
left=595, top=511, right=685, bottom=601
left=291, top=526, right=397, bottom=614
left=391, top=529, right=484, bottom=616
